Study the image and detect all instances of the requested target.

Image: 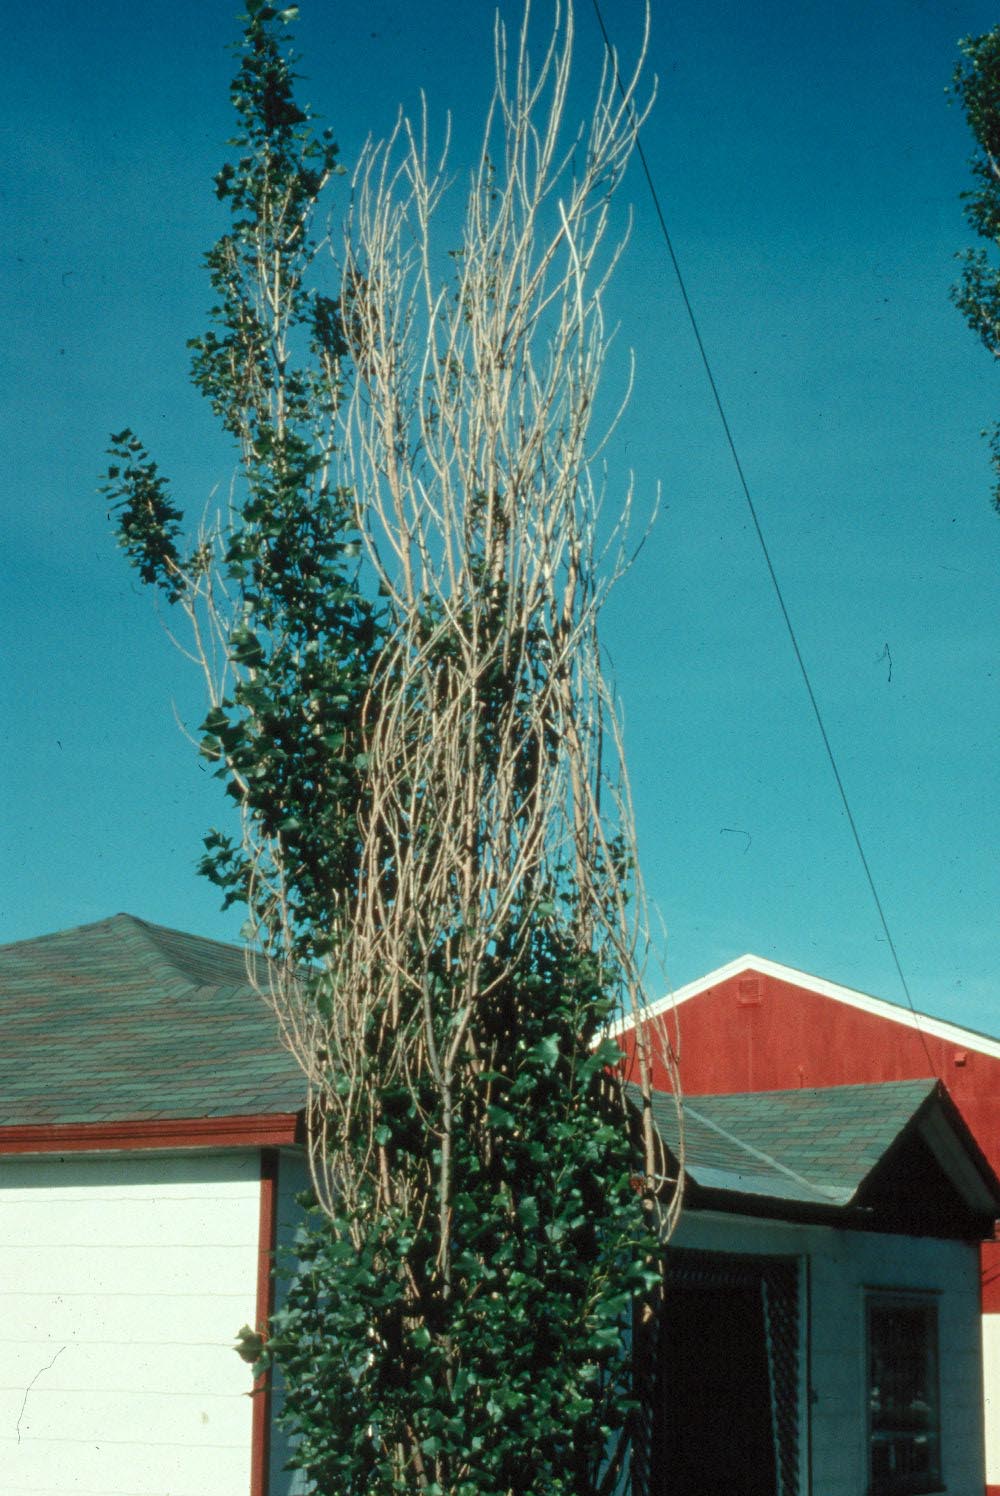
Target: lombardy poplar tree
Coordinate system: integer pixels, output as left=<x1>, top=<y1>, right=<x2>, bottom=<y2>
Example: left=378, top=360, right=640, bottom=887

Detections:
left=953, top=26, right=1000, bottom=512
left=105, top=5, right=679, bottom=1492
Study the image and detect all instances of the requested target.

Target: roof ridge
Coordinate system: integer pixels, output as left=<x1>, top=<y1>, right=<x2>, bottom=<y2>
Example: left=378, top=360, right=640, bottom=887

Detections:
left=0, top=911, right=138, bottom=952
left=107, top=915, right=213, bottom=998
left=120, top=914, right=247, bottom=964
left=118, top=916, right=262, bottom=994
left=0, top=911, right=243, bottom=957
left=624, top=955, right=1000, bottom=1057
left=687, top=1077, right=938, bottom=1104
left=117, top=913, right=243, bottom=955
left=0, top=914, right=254, bottom=997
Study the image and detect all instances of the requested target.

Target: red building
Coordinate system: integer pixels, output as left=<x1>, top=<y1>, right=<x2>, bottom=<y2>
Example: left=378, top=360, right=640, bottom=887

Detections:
left=617, top=954, right=1000, bottom=1493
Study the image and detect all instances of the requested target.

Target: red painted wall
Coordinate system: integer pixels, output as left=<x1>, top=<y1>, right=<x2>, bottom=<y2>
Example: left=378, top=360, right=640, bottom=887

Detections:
left=619, top=967, right=1000, bottom=1310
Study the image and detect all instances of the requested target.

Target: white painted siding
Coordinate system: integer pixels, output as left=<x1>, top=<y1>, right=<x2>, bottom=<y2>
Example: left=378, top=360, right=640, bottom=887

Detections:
left=0, top=1150, right=261, bottom=1496
left=983, top=1312, right=1000, bottom=1485
left=670, top=1211, right=987, bottom=1496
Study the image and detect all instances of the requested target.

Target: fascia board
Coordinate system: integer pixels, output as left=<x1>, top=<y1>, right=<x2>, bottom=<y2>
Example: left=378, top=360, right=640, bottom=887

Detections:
left=0, top=1112, right=304, bottom=1155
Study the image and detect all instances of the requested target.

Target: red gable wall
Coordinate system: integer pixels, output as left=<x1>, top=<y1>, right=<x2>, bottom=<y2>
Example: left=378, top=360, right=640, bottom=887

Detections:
left=619, top=966, right=1000, bottom=1309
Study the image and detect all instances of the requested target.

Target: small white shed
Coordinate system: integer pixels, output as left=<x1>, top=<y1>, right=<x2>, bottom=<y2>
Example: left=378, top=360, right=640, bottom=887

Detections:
left=638, top=1080, right=1000, bottom=1496
left=0, top=913, right=308, bottom=1496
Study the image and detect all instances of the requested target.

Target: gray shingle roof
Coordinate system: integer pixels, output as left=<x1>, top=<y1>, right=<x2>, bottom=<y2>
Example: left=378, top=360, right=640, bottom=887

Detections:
left=638, top=1078, right=942, bottom=1209
left=0, top=913, right=305, bottom=1126
left=7, top=917, right=997, bottom=1233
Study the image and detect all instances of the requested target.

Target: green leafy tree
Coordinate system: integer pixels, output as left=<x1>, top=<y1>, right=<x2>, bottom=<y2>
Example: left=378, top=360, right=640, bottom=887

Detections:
left=105, top=4, right=678, bottom=1493
left=953, top=26, right=1000, bottom=512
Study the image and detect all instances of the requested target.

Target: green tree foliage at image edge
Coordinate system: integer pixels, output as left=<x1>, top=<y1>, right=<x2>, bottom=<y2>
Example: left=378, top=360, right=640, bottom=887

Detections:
left=953, top=26, right=1000, bottom=512
left=103, top=5, right=665, bottom=1494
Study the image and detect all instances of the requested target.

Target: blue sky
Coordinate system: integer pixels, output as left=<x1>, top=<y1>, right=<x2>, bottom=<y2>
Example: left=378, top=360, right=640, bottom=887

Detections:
left=2, top=0, right=997, bottom=1028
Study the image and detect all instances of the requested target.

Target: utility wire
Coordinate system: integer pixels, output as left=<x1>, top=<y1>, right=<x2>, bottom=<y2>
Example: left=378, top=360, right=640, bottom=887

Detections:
left=590, top=0, right=937, bottom=1071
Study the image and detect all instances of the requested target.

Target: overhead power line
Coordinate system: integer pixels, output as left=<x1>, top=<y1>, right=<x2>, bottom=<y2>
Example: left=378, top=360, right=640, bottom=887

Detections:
left=589, top=0, right=936, bottom=1068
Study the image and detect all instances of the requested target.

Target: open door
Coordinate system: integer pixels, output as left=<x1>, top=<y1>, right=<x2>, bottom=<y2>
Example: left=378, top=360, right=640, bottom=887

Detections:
left=645, top=1251, right=801, bottom=1496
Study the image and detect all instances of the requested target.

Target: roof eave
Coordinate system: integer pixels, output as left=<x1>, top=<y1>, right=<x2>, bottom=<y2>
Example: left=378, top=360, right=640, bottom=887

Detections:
left=679, top=1178, right=997, bottom=1239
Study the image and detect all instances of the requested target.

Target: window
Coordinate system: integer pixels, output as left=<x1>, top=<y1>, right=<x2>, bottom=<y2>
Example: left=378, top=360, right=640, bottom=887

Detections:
left=867, top=1293, right=942, bottom=1496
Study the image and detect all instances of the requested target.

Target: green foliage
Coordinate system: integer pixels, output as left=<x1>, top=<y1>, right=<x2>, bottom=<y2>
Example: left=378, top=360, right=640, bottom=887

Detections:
left=104, top=1, right=383, bottom=960
left=104, top=431, right=191, bottom=602
left=952, top=28, right=1000, bottom=512
left=268, top=971, right=661, bottom=1496
left=105, top=6, right=662, bottom=1493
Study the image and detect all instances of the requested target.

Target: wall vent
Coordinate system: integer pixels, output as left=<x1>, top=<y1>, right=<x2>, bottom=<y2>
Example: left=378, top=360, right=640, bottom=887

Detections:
left=737, top=977, right=762, bottom=1007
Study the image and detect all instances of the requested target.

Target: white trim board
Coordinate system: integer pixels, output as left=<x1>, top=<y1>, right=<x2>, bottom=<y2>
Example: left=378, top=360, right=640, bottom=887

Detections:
left=624, top=954, right=1000, bottom=1061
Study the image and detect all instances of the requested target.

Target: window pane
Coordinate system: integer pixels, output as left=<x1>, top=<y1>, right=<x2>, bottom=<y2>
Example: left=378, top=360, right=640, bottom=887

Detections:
left=868, top=1296, right=941, bottom=1496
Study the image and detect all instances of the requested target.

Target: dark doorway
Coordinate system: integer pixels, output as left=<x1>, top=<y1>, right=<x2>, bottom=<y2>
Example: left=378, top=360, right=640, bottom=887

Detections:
left=651, top=1283, right=776, bottom=1496
left=644, top=1252, right=800, bottom=1496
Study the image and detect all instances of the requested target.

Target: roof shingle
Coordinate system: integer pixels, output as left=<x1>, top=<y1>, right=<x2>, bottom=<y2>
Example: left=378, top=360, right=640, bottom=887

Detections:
left=0, top=913, right=304, bottom=1126
left=638, top=1078, right=941, bottom=1208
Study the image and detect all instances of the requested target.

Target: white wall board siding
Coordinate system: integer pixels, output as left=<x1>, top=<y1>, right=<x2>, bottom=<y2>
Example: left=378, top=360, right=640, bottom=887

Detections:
left=670, top=1211, right=987, bottom=1496
left=983, top=1312, right=1000, bottom=1485
left=0, top=1150, right=261, bottom=1496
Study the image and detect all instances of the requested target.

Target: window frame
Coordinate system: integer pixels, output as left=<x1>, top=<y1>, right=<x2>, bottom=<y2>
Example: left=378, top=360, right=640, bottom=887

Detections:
left=865, top=1289, right=943, bottom=1496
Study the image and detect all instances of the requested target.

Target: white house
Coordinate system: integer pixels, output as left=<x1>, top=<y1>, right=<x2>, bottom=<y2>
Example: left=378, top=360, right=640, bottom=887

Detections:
left=0, top=913, right=308, bottom=1496
left=2, top=915, right=997, bottom=1496
left=640, top=1079, right=1000, bottom=1496
left=616, top=953, right=1000, bottom=1493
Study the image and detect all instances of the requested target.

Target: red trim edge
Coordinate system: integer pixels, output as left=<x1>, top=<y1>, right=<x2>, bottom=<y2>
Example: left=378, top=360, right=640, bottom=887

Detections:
left=0, top=1113, right=302, bottom=1155
left=251, top=1148, right=279, bottom=1496
left=982, top=1241, right=1000, bottom=1314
